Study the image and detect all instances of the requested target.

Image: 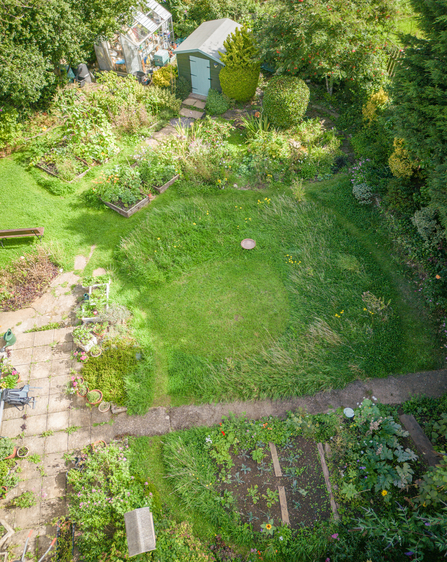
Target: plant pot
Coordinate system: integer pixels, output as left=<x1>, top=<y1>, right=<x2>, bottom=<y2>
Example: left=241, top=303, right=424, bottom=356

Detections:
left=76, top=336, right=97, bottom=353
left=98, top=401, right=110, bottom=413
left=4, top=447, right=16, bottom=460
left=0, top=486, right=7, bottom=497
left=92, top=440, right=106, bottom=451
left=76, top=387, right=89, bottom=398
left=17, top=446, right=29, bottom=459
left=90, top=348, right=102, bottom=358
left=86, top=389, right=103, bottom=405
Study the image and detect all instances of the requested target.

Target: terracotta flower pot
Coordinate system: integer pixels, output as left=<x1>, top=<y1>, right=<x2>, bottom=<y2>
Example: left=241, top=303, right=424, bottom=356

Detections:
left=86, top=389, right=103, bottom=405
left=4, top=447, right=16, bottom=460
left=92, top=440, right=106, bottom=451
left=76, top=387, right=89, bottom=398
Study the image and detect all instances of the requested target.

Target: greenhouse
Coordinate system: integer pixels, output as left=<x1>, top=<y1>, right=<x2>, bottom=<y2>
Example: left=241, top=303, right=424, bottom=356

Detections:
left=94, top=0, right=174, bottom=76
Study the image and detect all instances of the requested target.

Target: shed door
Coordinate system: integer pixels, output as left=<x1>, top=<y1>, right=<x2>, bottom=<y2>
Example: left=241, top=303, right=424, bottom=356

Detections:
left=190, top=56, right=211, bottom=96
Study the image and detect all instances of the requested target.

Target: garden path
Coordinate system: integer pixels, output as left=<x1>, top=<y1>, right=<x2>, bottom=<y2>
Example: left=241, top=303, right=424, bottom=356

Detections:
left=0, top=271, right=446, bottom=559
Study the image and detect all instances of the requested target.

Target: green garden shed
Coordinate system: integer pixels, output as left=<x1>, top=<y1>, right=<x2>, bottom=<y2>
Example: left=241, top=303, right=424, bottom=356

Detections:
left=174, top=18, right=241, bottom=97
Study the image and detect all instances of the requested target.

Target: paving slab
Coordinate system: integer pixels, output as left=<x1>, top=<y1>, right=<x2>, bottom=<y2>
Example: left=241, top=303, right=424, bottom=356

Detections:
left=14, top=333, right=35, bottom=349
left=179, top=107, right=204, bottom=120
left=32, top=346, right=53, bottom=363
left=53, top=327, right=73, bottom=343
left=68, top=408, right=91, bottom=428
left=93, top=268, right=107, bottom=276
left=14, top=503, right=42, bottom=529
left=33, top=330, right=55, bottom=347
left=46, top=411, right=70, bottom=433
left=18, top=435, right=45, bottom=456
left=68, top=428, right=92, bottom=450
left=40, top=498, right=67, bottom=524
left=74, top=255, right=87, bottom=270
left=51, top=358, right=72, bottom=376
left=30, top=361, right=52, bottom=380
left=31, top=378, right=50, bottom=394
left=44, top=433, right=68, bottom=455
left=24, top=413, right=47, bottom=437
left=49, top=375, right=70, bottom=395
left=47, top=394, right=72, bottom=414
left=10, top=347, right=33, bottom=365
left=42, top=453, right=68, bottom=477
left=41, top=473, right=66, bottom=500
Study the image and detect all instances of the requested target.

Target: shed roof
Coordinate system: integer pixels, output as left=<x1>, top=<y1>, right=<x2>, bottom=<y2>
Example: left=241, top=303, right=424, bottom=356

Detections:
left=174, top=18, right=242, bottom=65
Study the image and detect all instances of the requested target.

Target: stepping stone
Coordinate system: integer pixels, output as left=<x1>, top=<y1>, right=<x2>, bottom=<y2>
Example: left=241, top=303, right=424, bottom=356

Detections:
left=189, top=93, right=207, bottom=101
left=111, top=403, right=127, bottom=415
left=145, top=138, right=159, bottom=148
left=180, top=108, right=204, bottom=120
left=93, top=268, right=107, bottom=277
left=74, top=255, right=87, bottom=270
left=170, top=117, right=195, bottom=128
left=152, top=125, right=176, bottom=140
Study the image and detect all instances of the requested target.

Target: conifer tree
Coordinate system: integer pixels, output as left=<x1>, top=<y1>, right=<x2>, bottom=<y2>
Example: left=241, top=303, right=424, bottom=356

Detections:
left=219, top=26, right=260, bottom=102
left=391, top=0, right=447, bottom=227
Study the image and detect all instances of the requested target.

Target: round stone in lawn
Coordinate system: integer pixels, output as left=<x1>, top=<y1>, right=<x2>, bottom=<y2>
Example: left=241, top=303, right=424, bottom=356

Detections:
left=241, top=238, right=256, bottom=250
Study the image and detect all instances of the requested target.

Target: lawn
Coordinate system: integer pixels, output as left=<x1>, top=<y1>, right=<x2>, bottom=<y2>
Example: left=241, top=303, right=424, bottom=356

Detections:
left=0, top=137, right=442, bottom=409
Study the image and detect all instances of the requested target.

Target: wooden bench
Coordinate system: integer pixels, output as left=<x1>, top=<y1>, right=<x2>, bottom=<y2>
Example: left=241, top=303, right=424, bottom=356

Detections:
left=0, top=228, right=44, bottom=248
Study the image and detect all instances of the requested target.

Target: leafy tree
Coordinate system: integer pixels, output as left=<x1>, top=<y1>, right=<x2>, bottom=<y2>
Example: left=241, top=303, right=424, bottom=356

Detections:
left=254, top=0, right=400, bottom=95
left=391, top=0, right=447, bottom=229
left=0, top=0, right=135, bottom=108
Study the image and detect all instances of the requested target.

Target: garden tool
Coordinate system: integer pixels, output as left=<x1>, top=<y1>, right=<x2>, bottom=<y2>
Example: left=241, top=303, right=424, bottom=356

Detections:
left=0, top=328, right=16, bottom=352
left=37, top=537, right=57, bottom=562
left=13, top=529, right=33, bottom=562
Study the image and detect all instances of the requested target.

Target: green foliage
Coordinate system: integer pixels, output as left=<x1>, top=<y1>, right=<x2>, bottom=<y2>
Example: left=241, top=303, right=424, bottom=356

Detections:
left=0, top=437, right=15, bottom=459
left=263, top=76, right=310, bottom=128
left=219, top=26, right=260, bottom=102
left=67, top=441, right=151, bottom=562
left=138, top=152, right=178, bottom=188
left=147, top=520, right=214, bottom=562
left=255, top=0, right=396, bottom=95
left=0, top=0, right=135, bottom=108
left=175, top=76, right=191, bottom=101
left=417, top=457, right=447, bottom=507
left=89, top=164, right=144, bottom=208
left=81, top=340, right=141, bottom=405
left=10, top=491, right=36, bottom=508
left=219, top=67, right=260, bottom=103
left=391, top=0, right=447, bottom=232
left=152, top=65, right=178, bottom=89
left=205, top=89, right=230, bottom=115
left=0, top=106, right=22, bottom=150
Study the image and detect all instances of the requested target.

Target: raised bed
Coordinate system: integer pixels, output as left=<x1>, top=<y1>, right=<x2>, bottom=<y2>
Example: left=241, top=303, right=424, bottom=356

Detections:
left=153, top=174, right=179, bottom=194
left=35, top=156, right=91, bottom=183
left=101, top=195, right=154, bottom=218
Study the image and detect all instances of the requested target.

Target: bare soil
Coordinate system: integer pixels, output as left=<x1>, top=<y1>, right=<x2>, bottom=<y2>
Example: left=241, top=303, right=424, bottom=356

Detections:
left=217, top=436, right=331, bottom=531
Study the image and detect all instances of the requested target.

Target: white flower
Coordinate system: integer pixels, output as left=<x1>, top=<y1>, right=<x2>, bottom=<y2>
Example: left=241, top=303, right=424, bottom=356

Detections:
left=372, top=396, right=377, bottom=401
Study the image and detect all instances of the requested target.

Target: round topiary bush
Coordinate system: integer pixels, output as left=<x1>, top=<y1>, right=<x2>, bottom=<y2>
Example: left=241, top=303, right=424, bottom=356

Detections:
left=219, top=66, right=260, bottom=103
left=263, top=76, right=310, bottom=128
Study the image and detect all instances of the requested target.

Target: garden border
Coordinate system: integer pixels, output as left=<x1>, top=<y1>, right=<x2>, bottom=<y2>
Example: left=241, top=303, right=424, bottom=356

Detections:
left=101, top=196, right=153, bottom=218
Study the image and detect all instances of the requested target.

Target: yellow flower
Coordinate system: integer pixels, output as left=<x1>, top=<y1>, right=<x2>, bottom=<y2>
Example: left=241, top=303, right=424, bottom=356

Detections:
left=225, top=177, right=228, bottom=181
left=218, top=179, right=221, bottom=183
left=266, top=524, right=272, bottom=530
left=193, top=222, right=196, bottom=225
left=381, top=490, right=388, bottom=496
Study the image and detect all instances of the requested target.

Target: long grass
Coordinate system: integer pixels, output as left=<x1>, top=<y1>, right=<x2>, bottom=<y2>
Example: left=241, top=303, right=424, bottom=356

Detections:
left=119, top=183, right=441, bottom=404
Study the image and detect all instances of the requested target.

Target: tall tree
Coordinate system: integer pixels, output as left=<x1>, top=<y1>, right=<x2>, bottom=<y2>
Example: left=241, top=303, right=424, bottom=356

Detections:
left=391, top=0, right=447, bottom=227
left=254, top=0, right=400, bottom=94
left=0, top=0, right=135, bottom=107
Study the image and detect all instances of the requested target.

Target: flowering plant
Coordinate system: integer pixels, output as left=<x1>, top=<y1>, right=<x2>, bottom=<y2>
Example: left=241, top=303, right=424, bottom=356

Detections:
left=67, top=375, right=88, bottom=395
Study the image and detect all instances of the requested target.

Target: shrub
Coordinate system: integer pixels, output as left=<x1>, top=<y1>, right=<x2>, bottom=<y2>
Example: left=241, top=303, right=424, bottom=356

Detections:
left=389, top=138, right=418, bottom=178
left=0, top=106, right=22, bottom=152
left=352, top=182, right=374, bottom=205
left=175, top=76, right=191, bottom=100
left=152, top=65, right=178, bottom=88
left=219, top=26, right=260, bottom=102
left=362, top=88, right=389, bottom=124
left=411, top=207, right=446, bottom=249
left=262, top=76, right=309, bottom=128
left=88, top=164, right=144, bottom=207
left=205, top=89, right=230, bottom=115
left=384, top=177, right=418, bottom=214
left=0, top=437, right=15, bottom=459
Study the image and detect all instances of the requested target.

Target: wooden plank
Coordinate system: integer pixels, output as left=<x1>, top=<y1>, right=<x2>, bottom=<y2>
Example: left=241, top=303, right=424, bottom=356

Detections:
left=399, top=414, right=440, bottom=467
left=269, top=442, right=282, bottom=477
left=278, top=486, right=290, bottom=526
left=317, top=443, right=340, bottom=521
left=154, top=174, right=180, bottom=195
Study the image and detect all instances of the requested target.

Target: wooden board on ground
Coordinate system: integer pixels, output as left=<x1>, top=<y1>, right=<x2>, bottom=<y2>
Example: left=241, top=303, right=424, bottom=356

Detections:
left=317, top=443, right=340, bottom=521
left=399, top=414, right=440, bottom=467
left=278, top=486, right=290, bottom=525
left=269, top=442, right=282, bottom=477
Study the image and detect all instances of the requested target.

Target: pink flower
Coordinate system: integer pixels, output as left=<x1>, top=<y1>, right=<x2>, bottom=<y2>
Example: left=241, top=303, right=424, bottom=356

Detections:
left=331, top=534, right=339, bottom=540
left=144, top=482, right=148, bottom=485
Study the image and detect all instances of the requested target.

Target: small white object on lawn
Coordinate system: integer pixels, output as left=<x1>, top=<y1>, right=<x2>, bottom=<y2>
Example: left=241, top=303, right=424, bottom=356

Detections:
left=343, top=407, right=355, bottom=419
left=241, top=239, right=256, bottom=250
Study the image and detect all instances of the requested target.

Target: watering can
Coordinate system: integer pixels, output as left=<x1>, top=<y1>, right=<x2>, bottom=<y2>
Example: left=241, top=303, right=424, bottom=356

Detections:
left=1, top=328, right=16, bottom=351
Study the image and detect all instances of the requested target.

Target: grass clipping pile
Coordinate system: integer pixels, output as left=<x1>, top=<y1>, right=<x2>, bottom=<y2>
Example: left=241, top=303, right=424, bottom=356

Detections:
left=0, top=248, right=59, bottom=311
